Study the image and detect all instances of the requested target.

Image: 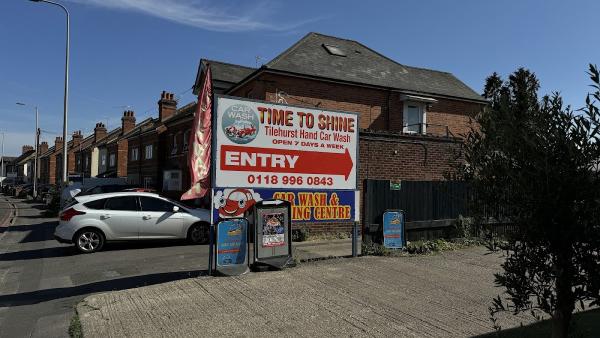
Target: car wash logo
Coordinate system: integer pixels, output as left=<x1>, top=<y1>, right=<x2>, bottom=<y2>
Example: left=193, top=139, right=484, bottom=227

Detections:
left=214, top=188, right=262, bottom=219
left=222, top=104, right=259, bottom=144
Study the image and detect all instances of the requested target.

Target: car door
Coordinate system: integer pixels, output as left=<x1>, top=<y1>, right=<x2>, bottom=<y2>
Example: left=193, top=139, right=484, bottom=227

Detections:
left=102, top=196, right=142, bottom=240
left=138, top=196, right=184, bottom=239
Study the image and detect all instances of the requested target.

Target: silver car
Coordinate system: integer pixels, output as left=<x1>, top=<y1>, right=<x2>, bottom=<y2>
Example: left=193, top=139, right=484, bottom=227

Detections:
left=54, top=192, right=211, bottom=253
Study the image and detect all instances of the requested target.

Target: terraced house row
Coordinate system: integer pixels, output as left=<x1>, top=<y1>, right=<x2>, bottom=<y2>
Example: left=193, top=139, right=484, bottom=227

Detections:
left=26, top=32, right=484, bottom=227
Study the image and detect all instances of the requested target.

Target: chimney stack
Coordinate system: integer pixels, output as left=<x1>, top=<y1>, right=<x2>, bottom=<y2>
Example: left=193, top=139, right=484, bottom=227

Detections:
left=39, top=141, right=49, bottom=154
left=158, top=91, right=177, bottom=122
left=94, top=122, right=107, bottom=143
left=55, top=137, right=63, bottom=152
left=72, top=130, right=83, bottom=148
left=22, top=145, right=34, bottom=154
left=121, top=110, right=136, bottom=135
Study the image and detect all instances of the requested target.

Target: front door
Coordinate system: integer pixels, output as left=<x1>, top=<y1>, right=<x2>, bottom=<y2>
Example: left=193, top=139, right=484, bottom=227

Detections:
left=138, top=196, right=184, bottom=239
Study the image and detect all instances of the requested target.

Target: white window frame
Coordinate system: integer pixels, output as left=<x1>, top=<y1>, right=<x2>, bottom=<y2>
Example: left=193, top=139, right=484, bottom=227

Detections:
left=162, top=170, right=182, bottom=191
left=145, top=144, right=153, bottom=159
left=131, top=147, right=139, bottom=161
left=143, top=176, right=153, bottom=189
left=109, top=153, right=116, bottom=167
left=403, top=101, right=427, bottom=134
left=101, top=154, right=106, bottom=166
left=170, top=134, right=178, bottom=155
left=183, top=129, right=190, bottom=151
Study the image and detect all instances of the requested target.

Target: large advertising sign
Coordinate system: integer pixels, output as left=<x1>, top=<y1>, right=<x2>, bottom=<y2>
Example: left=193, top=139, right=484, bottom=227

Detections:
left=212, top=188, right=356, bottom=223
left=214, top=96, right=358, bottom=190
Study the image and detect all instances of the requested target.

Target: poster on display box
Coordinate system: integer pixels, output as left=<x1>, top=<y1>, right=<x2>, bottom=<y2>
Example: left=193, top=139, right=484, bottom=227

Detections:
left=212, top=188, right=356, bottom=223
left=261, top=212, right=285, bottom=247
left=213, top=96, right=358, bottom=191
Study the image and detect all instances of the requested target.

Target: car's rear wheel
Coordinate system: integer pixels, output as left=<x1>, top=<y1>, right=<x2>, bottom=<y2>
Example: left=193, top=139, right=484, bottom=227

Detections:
left=75, top=229, right=105, bottom=253
left=188, top=223, right=209, bottom=244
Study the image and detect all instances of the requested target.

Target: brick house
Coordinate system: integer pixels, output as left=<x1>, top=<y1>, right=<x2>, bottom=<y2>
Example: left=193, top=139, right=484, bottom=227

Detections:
left=39, top=137, right=63, bottom=185
left=126, top=116, right=159, bottom=188
left=74, top=134, right=94, bottom=177
left=99, top=110, right=137, bottom=178
left=75, top=122, right=108, bottom=178
left=187, top=32, right=486, bottom=232
left=127, top=62, right=255, bottom=200
left=95, top=127, right=122, bottom=177
left=15, top=146, right=35, bottom=183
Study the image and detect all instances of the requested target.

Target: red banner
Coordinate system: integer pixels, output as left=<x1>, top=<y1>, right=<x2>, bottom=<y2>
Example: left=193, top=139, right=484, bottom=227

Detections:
left=181, top=67, right=212, bottom=200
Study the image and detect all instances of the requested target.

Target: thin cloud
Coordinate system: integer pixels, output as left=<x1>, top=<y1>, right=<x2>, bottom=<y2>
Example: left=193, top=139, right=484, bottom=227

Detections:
left=64, top=0, right=311, bottom=32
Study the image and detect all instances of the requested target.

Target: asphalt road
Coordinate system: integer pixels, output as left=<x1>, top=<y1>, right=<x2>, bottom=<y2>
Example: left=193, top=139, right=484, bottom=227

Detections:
left=0, top=194, right=210, bottom=338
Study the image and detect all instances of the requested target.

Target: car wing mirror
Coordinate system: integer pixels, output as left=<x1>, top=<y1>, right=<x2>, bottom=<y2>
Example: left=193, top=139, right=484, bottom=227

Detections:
left=172, top=205, right=179, bottom=213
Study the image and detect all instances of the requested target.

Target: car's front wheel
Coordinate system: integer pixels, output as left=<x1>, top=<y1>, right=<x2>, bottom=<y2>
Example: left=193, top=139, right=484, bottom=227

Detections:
left=75, top=229, right=105, bottom=253
left=187, top=223, right=209, bottom=244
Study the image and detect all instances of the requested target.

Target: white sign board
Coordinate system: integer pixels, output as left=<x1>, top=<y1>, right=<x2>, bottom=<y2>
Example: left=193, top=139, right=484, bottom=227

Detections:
left=214, top=96, right=358, bottom=190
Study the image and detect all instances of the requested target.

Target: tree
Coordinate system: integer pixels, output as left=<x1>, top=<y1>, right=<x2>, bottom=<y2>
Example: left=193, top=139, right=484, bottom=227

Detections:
left=460, top=65, right=600, bottom=338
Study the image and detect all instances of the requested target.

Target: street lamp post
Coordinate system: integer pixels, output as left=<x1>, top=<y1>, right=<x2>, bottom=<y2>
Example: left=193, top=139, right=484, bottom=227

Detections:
left=17, top=103, right=39, bottom=198
left=30, top=0, right=69, bottom=187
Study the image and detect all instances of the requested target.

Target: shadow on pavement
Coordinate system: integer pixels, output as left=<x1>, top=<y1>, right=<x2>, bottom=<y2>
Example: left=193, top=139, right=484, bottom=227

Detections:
left=0, top=269, right=207, bottom=307
left=0, top=240, right=202, bottom=261
left=0, top=246, right=76, bottom=261
left=18, top=222, right=58, bottom=243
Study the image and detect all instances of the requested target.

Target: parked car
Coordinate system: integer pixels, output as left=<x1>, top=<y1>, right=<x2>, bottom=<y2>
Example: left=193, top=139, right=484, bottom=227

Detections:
left=54, top=192, right=211, bottom=253
left=60, top=177, right=128, bottom=208
left=75, top=184, right=137, bottom=196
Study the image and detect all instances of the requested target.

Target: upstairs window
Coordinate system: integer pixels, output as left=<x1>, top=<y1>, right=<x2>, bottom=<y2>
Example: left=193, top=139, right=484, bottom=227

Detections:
left=183, top=130, right=190, bottom=151
left=170, top=134, right=178, bottom=155
left=403, top=102, right=426, bottom=134
left=145, top=144, right=153, bottom=159
left=109, top=153, right=116, bottom=167
left=131, top=147, right=139, bottom=161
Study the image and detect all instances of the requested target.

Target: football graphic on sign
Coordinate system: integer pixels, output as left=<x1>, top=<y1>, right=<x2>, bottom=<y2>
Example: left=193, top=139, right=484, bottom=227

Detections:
left=221, top=104, right=259, bottom=144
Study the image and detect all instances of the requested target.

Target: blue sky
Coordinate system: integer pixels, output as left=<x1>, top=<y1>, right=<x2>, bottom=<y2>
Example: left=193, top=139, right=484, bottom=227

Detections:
left=1, top=0, right=598, bottom=155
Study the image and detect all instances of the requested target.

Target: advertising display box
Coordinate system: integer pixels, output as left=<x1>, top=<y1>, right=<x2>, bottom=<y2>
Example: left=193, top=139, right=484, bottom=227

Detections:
left=215, top=218, right=249, bottom=276
left=382, top=210, right=406, bottom=249
left=253, top=200, right=293, bottom=270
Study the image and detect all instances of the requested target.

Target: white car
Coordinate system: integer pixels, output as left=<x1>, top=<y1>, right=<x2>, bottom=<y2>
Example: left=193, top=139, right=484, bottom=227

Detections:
left=54, top=192, right=211, bottom=253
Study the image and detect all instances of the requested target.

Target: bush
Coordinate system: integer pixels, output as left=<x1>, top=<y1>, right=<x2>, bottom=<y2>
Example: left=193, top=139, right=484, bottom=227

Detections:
left=292, top=227, right=310, bottom=242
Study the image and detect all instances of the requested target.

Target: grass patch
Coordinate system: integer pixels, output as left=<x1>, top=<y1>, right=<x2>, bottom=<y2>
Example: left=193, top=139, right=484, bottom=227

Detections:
left=68, top=311, right=83, bottom=338
left=362, top=237, right=485, bottom=257
left=475, top=308, right=600, bottom=338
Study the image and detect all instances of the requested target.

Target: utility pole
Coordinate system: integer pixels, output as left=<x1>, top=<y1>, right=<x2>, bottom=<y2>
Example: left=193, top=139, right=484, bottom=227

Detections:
left=16, top=103, right=39, bottom=197
left=34, top=106, right=39, bottom=198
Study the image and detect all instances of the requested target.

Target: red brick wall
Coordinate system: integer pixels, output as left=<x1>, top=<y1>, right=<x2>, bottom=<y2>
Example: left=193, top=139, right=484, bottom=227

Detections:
left=117, top=139, right=128, bottom=178
left=127, top=133, right=159, bottom=188
left=427, top=99, right=481, bottom=138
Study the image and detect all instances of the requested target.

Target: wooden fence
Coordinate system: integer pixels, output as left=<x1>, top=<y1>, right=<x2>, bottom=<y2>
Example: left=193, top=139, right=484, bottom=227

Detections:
left=363, top=179, right=511, bottom=241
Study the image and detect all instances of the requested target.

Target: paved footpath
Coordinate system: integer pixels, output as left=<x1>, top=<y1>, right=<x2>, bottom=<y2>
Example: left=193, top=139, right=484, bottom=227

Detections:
left=79, top=247, right=534, bottom=338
